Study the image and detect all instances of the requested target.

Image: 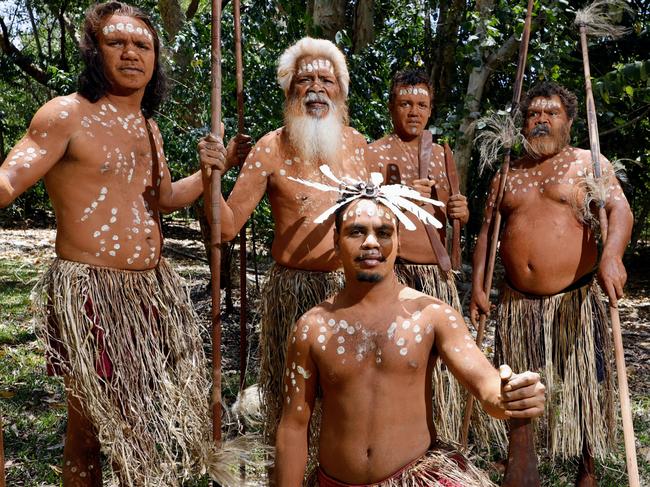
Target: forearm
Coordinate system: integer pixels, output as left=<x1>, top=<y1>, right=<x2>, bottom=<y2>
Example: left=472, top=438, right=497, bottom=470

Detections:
left=478, top=375, right=508, bottom=420
left=601, top=204, right=633, bottom=259
left=275, top=422, right=309, bottom=486
left=471, top=229, right=489, bottom=291
left=161, top=170, right=203, bottom=213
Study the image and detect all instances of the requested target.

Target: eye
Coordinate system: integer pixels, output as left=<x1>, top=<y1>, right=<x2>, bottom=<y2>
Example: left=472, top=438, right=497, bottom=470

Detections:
left=136, top=41, right=150, bottom=50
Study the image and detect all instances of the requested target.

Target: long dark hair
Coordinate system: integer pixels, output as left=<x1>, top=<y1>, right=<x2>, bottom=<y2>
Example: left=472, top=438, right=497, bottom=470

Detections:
left=78, top=1, right=167, bottom=118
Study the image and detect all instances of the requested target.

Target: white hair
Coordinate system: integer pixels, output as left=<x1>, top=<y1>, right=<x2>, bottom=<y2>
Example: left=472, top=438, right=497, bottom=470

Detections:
left=277, top=37, right=350, bottom=97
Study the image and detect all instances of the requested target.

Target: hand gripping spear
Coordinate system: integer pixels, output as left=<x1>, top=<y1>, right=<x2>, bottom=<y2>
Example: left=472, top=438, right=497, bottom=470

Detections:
left=209, top=0, right=223, bottom=457
left=459, top=1, right=540, bottom=485
left=576, top=1, right=639, bottom=485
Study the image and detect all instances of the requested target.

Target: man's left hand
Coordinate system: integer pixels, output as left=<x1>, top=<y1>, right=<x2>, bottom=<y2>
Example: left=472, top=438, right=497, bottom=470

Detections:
left=226, top=133, right=253, bottom=171
left=447, top=194, right=469, bottom=224
left=598, top=253, right=627, bottom=303
left=498, top=365, right=545, bottom=419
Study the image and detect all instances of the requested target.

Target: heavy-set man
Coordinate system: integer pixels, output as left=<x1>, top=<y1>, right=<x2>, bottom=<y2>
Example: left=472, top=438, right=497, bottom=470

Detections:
left=471, top=81, right=633, bottom=485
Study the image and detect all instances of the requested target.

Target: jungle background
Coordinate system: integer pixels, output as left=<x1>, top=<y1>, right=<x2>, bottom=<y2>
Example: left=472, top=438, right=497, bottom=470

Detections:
left=0, top=0, right=648, bottom=485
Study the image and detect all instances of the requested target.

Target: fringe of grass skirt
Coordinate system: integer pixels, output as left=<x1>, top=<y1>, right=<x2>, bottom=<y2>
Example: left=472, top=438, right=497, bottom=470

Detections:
left=308, top=443, right=496, bottom=486
left=32, top=258, right=256, bottom=486
left=495, top=280, right=616, bottom=459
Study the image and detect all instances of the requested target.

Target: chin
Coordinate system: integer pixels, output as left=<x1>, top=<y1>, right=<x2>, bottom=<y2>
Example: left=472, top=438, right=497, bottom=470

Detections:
left=356, top=272, right=384, bottom=283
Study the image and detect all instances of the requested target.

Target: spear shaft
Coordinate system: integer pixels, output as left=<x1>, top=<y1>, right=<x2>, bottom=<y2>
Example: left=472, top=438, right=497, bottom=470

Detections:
left=209, top=0, right=223, bottom=450
left=233, top=0, right=248, bottom=397
left=0, top=418, right=5, bottom=487
left=579, top=24, right=640, bottom=487
left=460, top=0, right=536, bottom=453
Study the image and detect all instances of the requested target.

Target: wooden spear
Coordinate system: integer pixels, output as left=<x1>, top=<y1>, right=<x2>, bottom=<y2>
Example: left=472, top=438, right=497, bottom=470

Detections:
left=0, top=418, right=5, bottom=487
left=233, top=0, right=248, bottom=399
left=209, top=0, right=223, bottom=452
left=460, top=0, right=535, bottom=449
left=577, top=2, right=639, bottom=483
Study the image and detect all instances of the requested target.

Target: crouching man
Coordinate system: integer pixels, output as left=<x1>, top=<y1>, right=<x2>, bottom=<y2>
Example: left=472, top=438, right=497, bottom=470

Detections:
left=275, top=175, right=546, bottom=486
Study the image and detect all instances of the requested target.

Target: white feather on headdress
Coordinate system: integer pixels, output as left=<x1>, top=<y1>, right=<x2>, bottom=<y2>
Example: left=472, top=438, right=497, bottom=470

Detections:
left=288, top=165, right=444, bottom=231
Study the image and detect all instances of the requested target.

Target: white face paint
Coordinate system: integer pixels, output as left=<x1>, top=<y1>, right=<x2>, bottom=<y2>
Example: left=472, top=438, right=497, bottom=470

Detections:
left=398, top=86, right=429, bottom=97
left=297, top=58, right=334, bottom=76
left=529, top=98, right=562, bottom=110
left=102, top=21, right=153, bottom=41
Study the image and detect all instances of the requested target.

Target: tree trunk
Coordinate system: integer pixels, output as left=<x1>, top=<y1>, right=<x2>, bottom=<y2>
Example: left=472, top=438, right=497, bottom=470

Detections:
left=158, top=0, right=185, bottom=41
left=58, top=3, right=68, bottom=71
left=353, top=0, right=374, bottom=53
left=429, top=0, right=466, bottom=115
left=25, top=0, right=45, bottom=64
left=311, top=0, right=347, bottom=40
left=453, top=0, right=536, bottom=192
left=0, top=17, right=50, bottom=88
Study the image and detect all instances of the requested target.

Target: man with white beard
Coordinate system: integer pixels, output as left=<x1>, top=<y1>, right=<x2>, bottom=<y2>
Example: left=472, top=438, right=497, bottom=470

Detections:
left=205, top=37, right=368, bottom=456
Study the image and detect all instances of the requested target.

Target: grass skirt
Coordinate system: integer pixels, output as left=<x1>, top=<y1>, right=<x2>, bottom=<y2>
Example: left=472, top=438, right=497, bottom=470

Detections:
left=395, top=263, right=506, bottom=453
left=32, top=258, right=249, bottom=486
left=309, top=444, right=496, bottom=486
left=495, top=280, right=616, bottom=459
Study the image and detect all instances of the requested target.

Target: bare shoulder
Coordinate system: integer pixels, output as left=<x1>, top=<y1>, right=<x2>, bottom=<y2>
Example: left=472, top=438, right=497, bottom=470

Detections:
left=398, top=286, right=461, bottom=324
left=28, top=93, right=85, bottom=136
left=432, top=142, right=445, bottom=158
left=345, top=126, right=368, bottom=148
left=289, top=304, right=331, bottom=347
left=368, top=134, right=390, bottom=151
left=248, top=128, right=284, bottom=163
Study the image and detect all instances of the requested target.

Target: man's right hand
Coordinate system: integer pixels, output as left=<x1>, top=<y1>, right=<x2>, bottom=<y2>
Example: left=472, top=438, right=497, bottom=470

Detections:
left=470, top=287, right=490, bottom=325
left=412, top=178, right=435, bottom=199
left=198, top=134, right=227, bottom=177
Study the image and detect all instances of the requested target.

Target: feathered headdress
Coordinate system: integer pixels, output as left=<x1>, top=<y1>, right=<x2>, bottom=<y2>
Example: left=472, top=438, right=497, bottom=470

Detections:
left=289, top=165, right=444, bottom=231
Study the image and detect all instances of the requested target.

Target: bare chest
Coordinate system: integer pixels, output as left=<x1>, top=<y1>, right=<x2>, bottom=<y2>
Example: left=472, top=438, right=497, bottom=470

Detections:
left=308, top=313, right=435, bottom=386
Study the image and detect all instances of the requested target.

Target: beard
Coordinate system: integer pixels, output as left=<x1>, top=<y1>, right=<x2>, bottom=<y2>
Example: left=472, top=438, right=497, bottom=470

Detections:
left=356, top=271, right=384, bottom=283
left=284, top=92, right=347, bottom=164
left=525, top=122, right=571, bottom=159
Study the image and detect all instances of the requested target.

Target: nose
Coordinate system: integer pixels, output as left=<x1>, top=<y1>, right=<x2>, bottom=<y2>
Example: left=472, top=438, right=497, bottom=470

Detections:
left=121, top=43, right=138, bottom=59
left=307, top=77, right=326, bottom=93
left=362, top=233, right=379, bottom=248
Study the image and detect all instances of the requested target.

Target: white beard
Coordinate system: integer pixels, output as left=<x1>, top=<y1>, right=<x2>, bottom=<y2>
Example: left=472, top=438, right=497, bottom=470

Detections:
left=285, top=101, right=344, bottom=165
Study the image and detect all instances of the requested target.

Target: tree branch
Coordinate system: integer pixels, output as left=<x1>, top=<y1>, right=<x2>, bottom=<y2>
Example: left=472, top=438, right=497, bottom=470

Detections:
left=0, top=16, right=50, bottom=87
left=579, top=105, right=650, bottom=145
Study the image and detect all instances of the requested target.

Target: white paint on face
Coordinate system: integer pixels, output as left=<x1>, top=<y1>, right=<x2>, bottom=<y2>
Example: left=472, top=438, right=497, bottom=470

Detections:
left=530, top=98, right=561, bottom=110
left=398, top=86, right=429, bottom=97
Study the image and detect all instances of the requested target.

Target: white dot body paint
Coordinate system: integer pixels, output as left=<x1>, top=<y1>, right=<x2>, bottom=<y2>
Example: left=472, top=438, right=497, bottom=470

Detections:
left=337, top=346, right=345, bottom=355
